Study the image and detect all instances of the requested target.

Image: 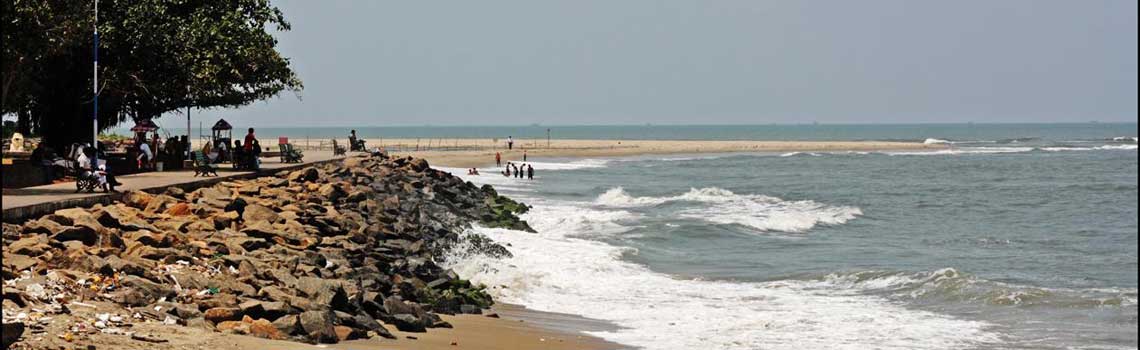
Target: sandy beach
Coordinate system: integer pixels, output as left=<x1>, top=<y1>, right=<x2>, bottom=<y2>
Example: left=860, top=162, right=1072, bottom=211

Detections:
left=8, top=303, right=617, bottom=350
left=191, top=138, right=941, bottom=168
left=364, top=138, right=943, bottom=167
left=204, top=304, right=620, bottom=350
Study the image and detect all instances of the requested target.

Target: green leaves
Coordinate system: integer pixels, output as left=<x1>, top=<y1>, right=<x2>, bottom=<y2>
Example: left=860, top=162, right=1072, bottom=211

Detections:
left=3, top=0, right=302, bottom=144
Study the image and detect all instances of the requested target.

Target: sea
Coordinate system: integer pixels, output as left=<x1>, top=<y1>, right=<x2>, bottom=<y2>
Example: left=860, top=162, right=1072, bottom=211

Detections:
left=418, top=123, right=1138, bottom=350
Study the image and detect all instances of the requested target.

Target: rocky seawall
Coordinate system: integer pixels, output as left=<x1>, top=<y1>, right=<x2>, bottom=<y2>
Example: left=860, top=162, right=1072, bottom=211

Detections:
left=1, top=154, right=532, bottom=348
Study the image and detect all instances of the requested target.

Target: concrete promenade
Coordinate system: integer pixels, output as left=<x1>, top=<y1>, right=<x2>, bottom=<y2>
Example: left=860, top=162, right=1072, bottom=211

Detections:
left=2, top=150, right=345, bottom=223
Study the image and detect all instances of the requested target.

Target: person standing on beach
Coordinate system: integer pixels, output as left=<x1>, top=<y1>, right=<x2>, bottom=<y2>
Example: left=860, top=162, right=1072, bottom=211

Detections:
left=527, top=164, right=534, bottom=180
left=244, top=128, right=256, bottom=151
left=507, top=136, right=514, bottom=150
left=495, top=152, right=502, bottom=167
left=523, top=150, right=527, bottom=161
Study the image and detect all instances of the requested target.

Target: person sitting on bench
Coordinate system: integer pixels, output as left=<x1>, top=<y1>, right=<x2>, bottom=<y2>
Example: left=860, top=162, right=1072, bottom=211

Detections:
left=349, top=129, right=366, bottom=151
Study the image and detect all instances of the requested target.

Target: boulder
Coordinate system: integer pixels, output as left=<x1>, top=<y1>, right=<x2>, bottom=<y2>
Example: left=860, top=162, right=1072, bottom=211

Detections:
left=164, top=202, right=193, bottom=216
left=96, top=205, right=157, bottom=231
left=298, top=310, right=339, bottom=344
left=212, top=211, right=241, bottom=230
left=318, top=183, right=346, bottom=202
left=296, top=277, right=348, bottom=310
left=2, top=322, right=24, bottom=349
left=408, top=158, right=430, bottom=172
left=333, top=325, right=367, bottom=341
left=272, top=314, right=300, bottom=335
left=204, top=307, right=243, bottom=323
left=390, top=314, right=427, bottom=332
left=249, top=317, right=287, bottom=340
left=242, top=204, right=280, bottom=223
left=8, top=236, right=49, bottom=256
left=289, top=168, right=320, bottom=183
left=122, top=190, right=154, bottom=209
left=48, top=225, right=98, bottom=245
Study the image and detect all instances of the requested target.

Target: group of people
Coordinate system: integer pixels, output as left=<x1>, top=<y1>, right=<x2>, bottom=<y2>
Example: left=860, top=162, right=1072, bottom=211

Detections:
left=503, top=162, right=534, bottom=180
left=30, top=141, right=122, bottom=192
left=78, top=143, right=122, bottom=191
left=479, top=151, right=535, bottom=179
left=203, top=127, right=262, bottom=169
left=135, top=134, right=157, bottom=170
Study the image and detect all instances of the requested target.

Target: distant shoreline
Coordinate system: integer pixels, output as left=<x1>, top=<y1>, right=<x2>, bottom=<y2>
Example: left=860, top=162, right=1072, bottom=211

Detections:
left=365, top=139, right=945, bottom=168
left=162, top=122, right=1137, bottom=144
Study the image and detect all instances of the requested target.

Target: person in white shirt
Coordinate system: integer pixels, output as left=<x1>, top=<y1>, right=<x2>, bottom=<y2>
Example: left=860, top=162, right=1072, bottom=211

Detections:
left=76, top=145, right=106, bottom=186
left=77, top=143, right=120, bottom=192
left=137, top=140, right=153, bottom=168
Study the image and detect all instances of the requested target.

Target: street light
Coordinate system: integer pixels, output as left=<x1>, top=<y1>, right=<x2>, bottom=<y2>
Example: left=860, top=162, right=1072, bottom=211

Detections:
left=92, top=0, right=100, bottom=163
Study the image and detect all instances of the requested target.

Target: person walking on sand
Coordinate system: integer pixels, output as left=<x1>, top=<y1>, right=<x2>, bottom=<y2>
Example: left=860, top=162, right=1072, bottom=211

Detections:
left=507, top=136, right=514, bottom=150
left=495, top=152, right=502, bottom=167
left=523, top=150, right=527, bottom=162
left=527, top=164, right=534, bottom=180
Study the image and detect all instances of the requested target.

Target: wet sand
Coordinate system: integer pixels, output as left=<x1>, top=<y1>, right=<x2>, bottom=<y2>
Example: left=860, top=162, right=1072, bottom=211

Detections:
left=111, top=304, right=622, bottom=350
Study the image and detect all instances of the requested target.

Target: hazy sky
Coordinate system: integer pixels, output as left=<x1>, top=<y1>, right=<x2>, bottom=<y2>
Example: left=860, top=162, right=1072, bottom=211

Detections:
left=212, top=0, right=1137, bottom=126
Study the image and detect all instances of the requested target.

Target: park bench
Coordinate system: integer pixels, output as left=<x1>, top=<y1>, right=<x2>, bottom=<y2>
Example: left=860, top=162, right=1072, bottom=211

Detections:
left=279, top=143, right=304, bottom=163
left=192, top=150, right=219, bottom=177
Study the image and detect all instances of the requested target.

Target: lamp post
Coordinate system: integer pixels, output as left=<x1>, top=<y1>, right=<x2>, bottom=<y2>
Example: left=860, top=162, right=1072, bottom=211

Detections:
left=92, top=0, right=100, bottom=163
left=186, top=85, right=192, bottom=158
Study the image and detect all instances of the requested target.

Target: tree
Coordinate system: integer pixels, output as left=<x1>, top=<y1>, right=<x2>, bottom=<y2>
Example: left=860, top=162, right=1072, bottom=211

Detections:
left=2, top=0, right=302, bottom=148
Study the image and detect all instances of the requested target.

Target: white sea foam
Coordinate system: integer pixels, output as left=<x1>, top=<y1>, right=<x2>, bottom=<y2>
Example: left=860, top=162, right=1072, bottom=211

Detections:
left=594, top=187, right=861, bottom=233
left=885, top=147, right=1036, bottom=156
left=441, top=203, right=999, bottom=350
left=802, top=269, right=1140, bottom=308
left=1097, top=144, right=1139, bottom=150
left=1039, top=145, right=1138, bottom=152
left=923, top=138, right=953, bottom=145
left=779, top=152, right=822, bottom=157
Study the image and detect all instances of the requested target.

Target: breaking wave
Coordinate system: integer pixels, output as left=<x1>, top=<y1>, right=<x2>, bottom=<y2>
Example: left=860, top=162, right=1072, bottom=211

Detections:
left=799, top=268, right=1139, bottom=308
left=595, top=187, right=862, bottom=233
left=441, top=206, right=1000, bottom=350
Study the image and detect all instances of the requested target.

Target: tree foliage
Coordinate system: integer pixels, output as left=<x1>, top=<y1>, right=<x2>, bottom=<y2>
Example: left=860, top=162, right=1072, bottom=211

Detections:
left=2, top=0, right=302, bottom=146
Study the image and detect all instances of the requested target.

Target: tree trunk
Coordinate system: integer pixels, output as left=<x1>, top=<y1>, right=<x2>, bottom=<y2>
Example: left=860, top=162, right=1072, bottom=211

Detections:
left=16, top=109, right=31, bottom=135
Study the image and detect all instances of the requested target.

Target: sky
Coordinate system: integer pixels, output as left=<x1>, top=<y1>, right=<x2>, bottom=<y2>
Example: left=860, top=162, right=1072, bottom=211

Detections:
left=209, top=0, right=1137, bottom=126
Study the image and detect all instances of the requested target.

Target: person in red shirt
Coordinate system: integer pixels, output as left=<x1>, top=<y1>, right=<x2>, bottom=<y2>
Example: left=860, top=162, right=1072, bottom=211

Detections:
left=495, top=152, right=502, bottom=167
left=243, top=128, right=256, bottom=151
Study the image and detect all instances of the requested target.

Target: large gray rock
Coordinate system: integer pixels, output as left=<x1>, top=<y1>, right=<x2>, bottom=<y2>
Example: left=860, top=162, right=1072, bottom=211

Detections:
left=242, top=204, right=280, bottom=223
left=390, top=314, right=427, bottom=332
left=298, top=310, right=339, bottom=344
left=296, top=277, right=348, bottom=310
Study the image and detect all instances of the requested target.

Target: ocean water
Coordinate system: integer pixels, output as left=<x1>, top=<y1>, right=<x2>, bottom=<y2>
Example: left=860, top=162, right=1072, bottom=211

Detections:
left=178, top=122, right=1135, bottom=142
left=437, top=124, right=1138, bottom=350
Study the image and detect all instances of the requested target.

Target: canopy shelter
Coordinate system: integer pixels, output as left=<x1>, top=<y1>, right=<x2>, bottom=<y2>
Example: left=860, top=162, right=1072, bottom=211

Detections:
left=130, top=118, right=160, bottom=133
left=129, top=118, right=162, bottom=171
left=211, top=119, right=232, bottom=132
left=210, top=118, right=234, bottom=162
left=130, top=118, right=161, bottom=147
left=211, top=119, right=234, bottom=146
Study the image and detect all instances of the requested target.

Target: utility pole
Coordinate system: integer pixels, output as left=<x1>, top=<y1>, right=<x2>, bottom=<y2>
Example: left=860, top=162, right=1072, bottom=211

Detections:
left=92, top=0, right=100, bottom=164
left=186, top=85, right=192, bottom=158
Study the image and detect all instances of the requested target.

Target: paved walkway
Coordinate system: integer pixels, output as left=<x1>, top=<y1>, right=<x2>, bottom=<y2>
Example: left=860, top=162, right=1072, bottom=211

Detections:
left=2, top=150, right=344, bottom=215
